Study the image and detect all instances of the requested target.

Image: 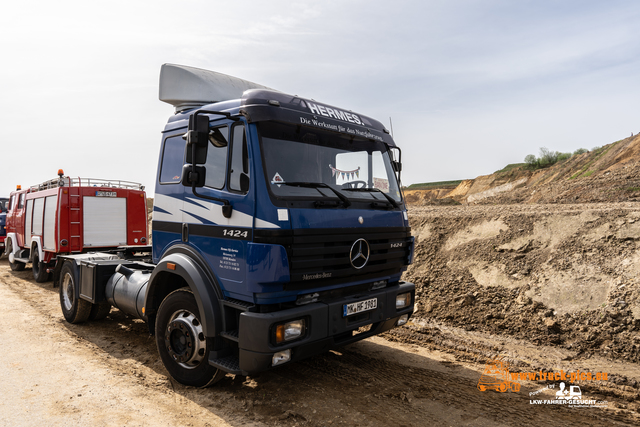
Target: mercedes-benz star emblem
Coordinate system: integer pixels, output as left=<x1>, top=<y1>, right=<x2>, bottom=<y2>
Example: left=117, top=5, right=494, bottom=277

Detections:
left=350, top=238, right=370, bottom=269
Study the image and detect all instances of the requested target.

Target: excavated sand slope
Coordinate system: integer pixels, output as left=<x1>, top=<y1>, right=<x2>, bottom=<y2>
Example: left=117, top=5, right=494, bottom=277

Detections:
left=405, top=203, right=640, bottom=364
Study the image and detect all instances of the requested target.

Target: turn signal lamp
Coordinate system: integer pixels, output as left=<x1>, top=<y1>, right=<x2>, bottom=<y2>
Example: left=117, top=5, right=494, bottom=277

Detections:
left=275, top=319, right=305, bottom=344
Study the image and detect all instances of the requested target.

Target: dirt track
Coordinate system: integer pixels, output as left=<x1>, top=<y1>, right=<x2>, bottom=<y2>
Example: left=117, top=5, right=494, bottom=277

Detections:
left=2, top=203, right=640, bottom=426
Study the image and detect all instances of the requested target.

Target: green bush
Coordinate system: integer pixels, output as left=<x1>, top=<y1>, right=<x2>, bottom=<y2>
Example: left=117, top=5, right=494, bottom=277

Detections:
left=524, top=154, right=537, bottom=167
left=573, top=148, right=588, bottom=156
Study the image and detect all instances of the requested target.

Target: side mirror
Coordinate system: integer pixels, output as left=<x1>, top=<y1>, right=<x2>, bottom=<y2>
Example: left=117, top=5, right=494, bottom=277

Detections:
left=185, top=114, right=209, bottom=164
left=392, top=160, right=402, bottom=173
left=181, top=164, right=206, bottom=187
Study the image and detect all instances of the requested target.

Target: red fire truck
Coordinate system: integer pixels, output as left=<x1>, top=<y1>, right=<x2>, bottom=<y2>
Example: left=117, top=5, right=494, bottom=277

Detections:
left=4, top=171, right=148, bottom=282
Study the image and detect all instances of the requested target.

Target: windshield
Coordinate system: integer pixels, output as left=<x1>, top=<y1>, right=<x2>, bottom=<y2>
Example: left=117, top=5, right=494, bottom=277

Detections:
left=0, top=198, right=7, bottom=212
left=259, top=122, right=402, bottom=204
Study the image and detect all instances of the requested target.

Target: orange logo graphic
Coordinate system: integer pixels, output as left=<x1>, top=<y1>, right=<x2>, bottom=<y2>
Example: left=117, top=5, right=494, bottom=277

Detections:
left=477, top=356, right=521, bottom=393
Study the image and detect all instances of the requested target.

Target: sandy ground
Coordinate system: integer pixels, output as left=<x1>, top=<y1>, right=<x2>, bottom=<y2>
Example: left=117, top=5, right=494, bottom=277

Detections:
left=1, top=247, right=639, bottom=426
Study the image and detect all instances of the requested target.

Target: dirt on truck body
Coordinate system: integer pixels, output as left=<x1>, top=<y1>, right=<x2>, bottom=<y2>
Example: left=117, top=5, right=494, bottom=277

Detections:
left=2, top=202, right=640, bottom=426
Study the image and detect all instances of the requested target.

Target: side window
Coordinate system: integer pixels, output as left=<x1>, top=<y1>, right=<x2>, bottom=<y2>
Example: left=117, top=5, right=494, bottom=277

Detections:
left=203, top=126, right=229, bottom=189
left=159, top=135, right=186, bottom=183
left=8, top=196, right=15, bottom=211
left=371, top=151, right=390, bottom=193
left=18, top=193, right=25, bottom=209
left=229, top=124, right=249, bottom=192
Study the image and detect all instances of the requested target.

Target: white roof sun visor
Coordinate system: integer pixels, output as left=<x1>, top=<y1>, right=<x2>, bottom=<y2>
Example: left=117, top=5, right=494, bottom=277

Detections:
left=159, top=63, right=274, bottom=112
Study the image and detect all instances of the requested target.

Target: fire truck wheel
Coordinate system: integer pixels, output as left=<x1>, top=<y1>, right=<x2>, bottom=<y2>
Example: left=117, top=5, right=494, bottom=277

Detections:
left=155, top=288, right=226, bottom=388
left=7, top=241, right=25, bottom=271
left=89, top=301, right=111, bottom=321
left=32, top=252, right=50, bottom=283
left=59, top=262, right=91, bottom=323
left=9, top=259, right=26, bottom=271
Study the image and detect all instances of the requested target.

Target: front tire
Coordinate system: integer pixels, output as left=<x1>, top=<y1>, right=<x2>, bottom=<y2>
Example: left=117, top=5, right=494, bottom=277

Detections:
left=155, top=288, right=225, bottom=387
left=59, top=261, right=91, bottom=323
left=9, top=259, right=25, bottom=271
left=7, top=241, right=25, bottom=271
left=32, top=251, right=50, bottom=282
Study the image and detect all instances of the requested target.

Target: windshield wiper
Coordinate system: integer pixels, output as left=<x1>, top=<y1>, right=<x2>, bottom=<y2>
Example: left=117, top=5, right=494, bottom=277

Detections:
left=342, top=187, right=400, bottom=208
left=279, top=182, right=351, bottom=207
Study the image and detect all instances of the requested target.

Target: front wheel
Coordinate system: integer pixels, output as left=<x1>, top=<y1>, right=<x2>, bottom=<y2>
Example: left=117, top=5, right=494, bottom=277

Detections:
left=59, top=261, right=91, bottom=323
left=155, top=289, right=226, bottom=387
left=7, top=241, right=25, bottom=271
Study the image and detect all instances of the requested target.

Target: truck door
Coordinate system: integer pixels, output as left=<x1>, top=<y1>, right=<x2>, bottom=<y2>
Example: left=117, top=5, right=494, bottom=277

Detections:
left=152, top=132, right=188, bottom=259
left=184, top=120, right=254, bottom=298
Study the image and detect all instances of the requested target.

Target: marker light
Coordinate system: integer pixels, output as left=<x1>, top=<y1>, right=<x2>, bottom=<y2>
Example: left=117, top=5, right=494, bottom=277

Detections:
left=275, top=319, right=305, bottom=344
left=396, top=293, right=411, bottom=310
left=272, top=349, right=291, bottom=366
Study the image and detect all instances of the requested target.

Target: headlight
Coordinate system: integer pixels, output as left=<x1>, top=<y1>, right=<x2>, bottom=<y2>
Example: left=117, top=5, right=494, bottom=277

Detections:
left=274, top=319, right=306, bottom=344
left=396, top=292, right=411, bottom=309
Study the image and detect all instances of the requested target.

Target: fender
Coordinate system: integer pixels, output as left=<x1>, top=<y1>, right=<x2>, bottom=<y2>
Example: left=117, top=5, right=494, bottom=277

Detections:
left=145, top=246, right=223, bottom=337
left=5, top=233, right=19, bottom=261
left=30, top=236, right=43, bottom=262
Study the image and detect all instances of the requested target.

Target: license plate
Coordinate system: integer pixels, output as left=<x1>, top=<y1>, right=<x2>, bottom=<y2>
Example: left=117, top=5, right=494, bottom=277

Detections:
left=95, top=191, right=117, bottom=197
left=343, top=298, right=377, bottom=317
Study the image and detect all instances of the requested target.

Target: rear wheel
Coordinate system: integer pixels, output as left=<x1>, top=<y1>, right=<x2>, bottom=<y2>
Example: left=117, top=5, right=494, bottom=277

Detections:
left=32, top=251, right=50, bottom=282
left=59, top=262, right=91, bottom=323
left=155, top=288, right=226, bottom=387
left=89, top=301, right=111, bottom=321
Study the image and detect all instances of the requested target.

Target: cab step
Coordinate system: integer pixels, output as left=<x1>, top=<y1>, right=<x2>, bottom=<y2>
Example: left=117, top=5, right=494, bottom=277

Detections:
left=209, top=355, right=242, bottom=375
left=220, top=330, right=239, bottom=342
left=222, top=298, right=255, bottom=312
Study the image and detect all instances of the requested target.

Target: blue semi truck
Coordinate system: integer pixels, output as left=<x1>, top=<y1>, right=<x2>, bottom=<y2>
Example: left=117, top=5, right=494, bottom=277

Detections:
left=53, top=64, right=415, bottom=387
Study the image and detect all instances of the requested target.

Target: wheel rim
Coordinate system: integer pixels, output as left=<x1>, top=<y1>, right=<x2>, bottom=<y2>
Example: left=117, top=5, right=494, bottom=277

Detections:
left=164, top=309, right=206, bottom=369
left=62, top=272, right=74, bottom=311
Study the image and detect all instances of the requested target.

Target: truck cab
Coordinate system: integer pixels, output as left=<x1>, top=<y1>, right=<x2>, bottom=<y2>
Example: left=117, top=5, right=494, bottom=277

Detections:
left=147, top=64, right=414, bottom=382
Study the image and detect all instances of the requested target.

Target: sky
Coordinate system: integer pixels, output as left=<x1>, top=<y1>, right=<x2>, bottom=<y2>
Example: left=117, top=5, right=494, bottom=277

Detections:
left=1, top=0, right=639, bottom=196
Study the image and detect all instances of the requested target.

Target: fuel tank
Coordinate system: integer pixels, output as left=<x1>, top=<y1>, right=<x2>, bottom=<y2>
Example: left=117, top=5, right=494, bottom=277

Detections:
left=105, top=265, right=150, bottom=320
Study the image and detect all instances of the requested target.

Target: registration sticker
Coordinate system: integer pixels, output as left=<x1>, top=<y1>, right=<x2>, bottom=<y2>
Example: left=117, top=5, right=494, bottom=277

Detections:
left=343, top=298, right=377, bottom=317
left=95, top=191, right=117, bottom=197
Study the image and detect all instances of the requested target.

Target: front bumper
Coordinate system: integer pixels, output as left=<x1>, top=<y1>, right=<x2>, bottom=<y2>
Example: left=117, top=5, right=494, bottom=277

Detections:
left=234, top=281, right=415, bottom=374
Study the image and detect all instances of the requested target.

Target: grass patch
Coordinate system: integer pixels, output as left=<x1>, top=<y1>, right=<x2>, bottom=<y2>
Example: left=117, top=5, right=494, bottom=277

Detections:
left=407, top=180, right=463, bottom=190
left=570, top=141, right=619, bottom=179
left=494, top=163, right=525, bottom=174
